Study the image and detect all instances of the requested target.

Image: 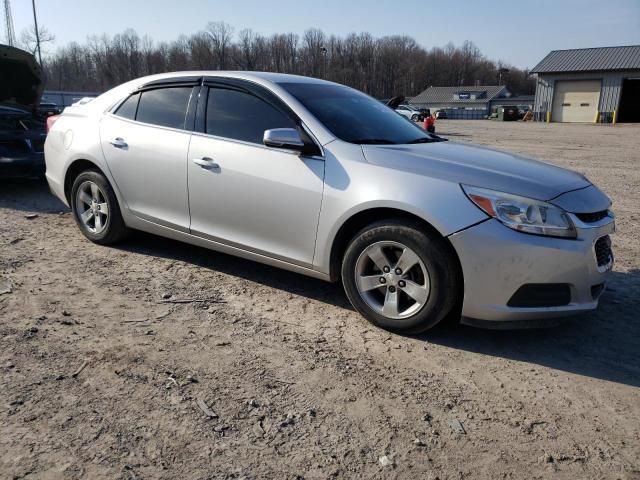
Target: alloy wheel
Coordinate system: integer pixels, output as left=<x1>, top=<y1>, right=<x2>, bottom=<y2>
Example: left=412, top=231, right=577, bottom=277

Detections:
left=354, top=241, right=430, bottom=319
left=75, top=181, right=109, bottom=234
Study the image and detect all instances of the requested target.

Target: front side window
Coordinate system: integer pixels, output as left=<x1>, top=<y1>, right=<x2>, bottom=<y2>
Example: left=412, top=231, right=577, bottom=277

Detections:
left=205, top=87, right=296, bottom=144
left=135, top=87, right=193, bottom=130
left=281, top=82, right=436, bottom=145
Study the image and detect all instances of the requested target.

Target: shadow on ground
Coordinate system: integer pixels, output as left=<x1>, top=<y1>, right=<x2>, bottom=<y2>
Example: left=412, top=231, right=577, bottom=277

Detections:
left=0, top=178, right=67, bottom=213
left=3, top=179, right=639, bottom=388
left=424, top=270, right=640, bottom=388
left=120, top=231, right=640, bottom=388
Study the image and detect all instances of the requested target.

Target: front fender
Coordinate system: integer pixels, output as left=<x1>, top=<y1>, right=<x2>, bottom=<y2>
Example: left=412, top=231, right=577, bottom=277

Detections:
left=313, top=142, right=487, bottom=274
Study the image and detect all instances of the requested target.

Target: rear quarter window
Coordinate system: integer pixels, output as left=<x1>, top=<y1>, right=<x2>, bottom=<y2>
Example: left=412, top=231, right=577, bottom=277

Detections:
left=114, top=93, right=140, bottom=120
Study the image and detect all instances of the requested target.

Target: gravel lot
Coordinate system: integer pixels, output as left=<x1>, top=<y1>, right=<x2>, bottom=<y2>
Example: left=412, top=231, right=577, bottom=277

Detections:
left=1, top=120, right=639, bottom=479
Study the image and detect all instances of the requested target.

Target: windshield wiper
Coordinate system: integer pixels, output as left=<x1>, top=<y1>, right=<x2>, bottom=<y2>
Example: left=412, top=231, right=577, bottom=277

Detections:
left=351, top=138, right=396, bottom=145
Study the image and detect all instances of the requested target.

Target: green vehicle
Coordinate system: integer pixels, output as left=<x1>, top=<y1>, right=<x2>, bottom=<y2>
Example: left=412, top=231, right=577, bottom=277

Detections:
left=489, top=105, right=519, bottom=121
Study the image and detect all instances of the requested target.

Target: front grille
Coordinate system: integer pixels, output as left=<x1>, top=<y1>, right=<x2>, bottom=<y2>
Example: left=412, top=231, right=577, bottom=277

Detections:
left=576, top=210, right=608, bottom=223
left=594, top=235, right=613, bottom=267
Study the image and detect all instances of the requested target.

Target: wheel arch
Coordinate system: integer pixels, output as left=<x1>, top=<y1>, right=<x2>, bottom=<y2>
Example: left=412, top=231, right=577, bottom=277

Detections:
left=327, top=207, right=463, bottom=286
left=63, top=159, right=107, bottom=204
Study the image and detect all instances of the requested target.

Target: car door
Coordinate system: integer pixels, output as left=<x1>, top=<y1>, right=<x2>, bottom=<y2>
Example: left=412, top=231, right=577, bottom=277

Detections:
left=99, top=83, right=198, bottom=231
left=187, top=82, right=325, bottom=267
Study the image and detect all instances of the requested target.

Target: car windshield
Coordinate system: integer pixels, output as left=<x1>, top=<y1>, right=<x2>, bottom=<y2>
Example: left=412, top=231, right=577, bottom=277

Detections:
left=280, top=82, right=435, bottom=145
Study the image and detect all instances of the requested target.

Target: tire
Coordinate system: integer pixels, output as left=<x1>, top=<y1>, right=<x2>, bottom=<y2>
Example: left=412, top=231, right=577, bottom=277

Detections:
left=411, top=114, right=419, bottom=122
left=341, top=219, right=460, bottom=333
left=70, top=170, right=129, bottom=245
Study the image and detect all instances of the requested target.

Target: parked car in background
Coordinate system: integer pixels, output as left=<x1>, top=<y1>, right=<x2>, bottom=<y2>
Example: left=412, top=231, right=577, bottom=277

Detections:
left=45, top=72, right=615, bottom=333
left=37, top=102, right=62, bottom=117
left=396, top=104, right=425, bottom=122
left=435, top=109, right=448, bottom=119
left=0, top=45, right=47, bottom=179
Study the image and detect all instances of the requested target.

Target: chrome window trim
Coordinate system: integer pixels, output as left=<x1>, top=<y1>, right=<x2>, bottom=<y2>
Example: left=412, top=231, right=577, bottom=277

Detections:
left=107, top=85, right=198, bottom=132
left=191, top=128, right=324, bottom=160
left=103, top=112, right=193, bottom=136
left=103, top=111, right=324, bottom=160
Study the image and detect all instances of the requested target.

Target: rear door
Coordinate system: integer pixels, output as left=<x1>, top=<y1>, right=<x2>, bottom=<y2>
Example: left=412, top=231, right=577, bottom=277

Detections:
left=100, top=82, right=200, bottom=232
left=99, top=83, right=198, bottom=231
left=187, top=81, right=325, bottom=267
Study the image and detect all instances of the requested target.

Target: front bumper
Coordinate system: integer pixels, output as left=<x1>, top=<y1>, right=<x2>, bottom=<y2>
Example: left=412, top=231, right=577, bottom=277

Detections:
left=449, top=216, right=614, bottom=323
left=0, top=151, right=45, bottom=179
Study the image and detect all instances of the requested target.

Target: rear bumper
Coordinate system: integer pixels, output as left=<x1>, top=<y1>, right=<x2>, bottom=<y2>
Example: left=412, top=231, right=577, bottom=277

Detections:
left=449, top=217, right=614, bottom=323
left=0, top=151, right=44, bottom=178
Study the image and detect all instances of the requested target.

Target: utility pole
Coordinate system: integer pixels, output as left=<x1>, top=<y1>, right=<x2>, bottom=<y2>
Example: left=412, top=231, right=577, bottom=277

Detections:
left=31, top=0, right=42, bottom=66
left=498, top=67, right=510, bottom=86
left=320, top=46, right=327, bottom=79
left=3, top=0, right=16, bottom=46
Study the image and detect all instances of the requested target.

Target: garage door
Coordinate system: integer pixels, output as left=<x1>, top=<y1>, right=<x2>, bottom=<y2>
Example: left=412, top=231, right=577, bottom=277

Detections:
left=552, top=80, right=601, bottom=123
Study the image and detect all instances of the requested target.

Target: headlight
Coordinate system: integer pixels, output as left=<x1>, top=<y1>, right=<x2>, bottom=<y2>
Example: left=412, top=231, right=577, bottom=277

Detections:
left=461, top=185, right=576, bottom=238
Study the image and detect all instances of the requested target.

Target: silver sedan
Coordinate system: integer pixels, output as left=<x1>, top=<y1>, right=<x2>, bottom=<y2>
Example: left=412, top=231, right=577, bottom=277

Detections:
left=44, top=72, right=615, bottom=332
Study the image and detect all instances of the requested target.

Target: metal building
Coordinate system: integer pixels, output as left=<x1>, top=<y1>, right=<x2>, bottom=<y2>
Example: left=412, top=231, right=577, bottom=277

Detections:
left=409, top=85, right=517, bottom=119
left=531, top=45, right=640, bottom=123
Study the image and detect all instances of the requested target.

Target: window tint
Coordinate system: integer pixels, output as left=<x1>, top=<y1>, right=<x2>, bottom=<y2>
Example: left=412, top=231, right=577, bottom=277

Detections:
left=114, top=93, right=139, bottom=120
left=280, top=82, right=434, bottom=145
left=136, top=87, right=193, bottom=129
left=206, top=88, right=296, bottom=144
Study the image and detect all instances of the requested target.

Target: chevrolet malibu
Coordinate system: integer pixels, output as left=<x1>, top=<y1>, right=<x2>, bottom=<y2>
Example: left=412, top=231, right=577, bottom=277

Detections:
left=44, top=72, right=615, bottom=333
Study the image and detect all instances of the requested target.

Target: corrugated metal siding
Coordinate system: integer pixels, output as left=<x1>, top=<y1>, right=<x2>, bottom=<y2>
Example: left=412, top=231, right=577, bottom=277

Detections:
left=533, top=71, right=634, bottom=121
left=531, top=46, right=640, bottom=73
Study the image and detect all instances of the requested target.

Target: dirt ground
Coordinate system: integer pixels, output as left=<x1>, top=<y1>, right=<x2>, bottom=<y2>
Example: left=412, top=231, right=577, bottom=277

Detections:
left=1, top=120, right=639, bottom=480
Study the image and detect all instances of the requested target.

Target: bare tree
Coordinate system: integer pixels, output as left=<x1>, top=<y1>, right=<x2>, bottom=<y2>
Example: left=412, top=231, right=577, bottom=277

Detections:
left=19, top=24, right=55, bottom=56
left=205, top=21, right=234, bottom=69
left=41, top=24, right=536, bottom=97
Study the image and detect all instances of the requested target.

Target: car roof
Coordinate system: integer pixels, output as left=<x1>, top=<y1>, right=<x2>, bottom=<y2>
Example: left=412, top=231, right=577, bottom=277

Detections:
left=135, top=71, right=334, bottom=86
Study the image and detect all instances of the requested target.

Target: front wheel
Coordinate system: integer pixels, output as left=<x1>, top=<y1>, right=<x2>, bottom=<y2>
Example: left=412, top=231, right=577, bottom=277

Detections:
left=411, top=114, right=419, bottom=122
left=70, top=170, right=129, bottom=245
left=341, top=220, right=460, bottom=333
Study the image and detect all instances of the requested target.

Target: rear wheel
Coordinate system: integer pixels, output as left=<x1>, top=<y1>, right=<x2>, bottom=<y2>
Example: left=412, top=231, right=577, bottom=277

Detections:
left=411, top=114, right=419, bottom=122
left=341, top=220, right=460, bottom=333
left=70, top=170, right=129, bottom=244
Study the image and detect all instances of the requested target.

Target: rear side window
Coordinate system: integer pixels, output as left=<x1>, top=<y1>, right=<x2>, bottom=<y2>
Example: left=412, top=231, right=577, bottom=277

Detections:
left=135, top=87, right=193, bottom=130
left=114, top=93, right=139, bottom=120
left=206, top=88, right=296, bottom=144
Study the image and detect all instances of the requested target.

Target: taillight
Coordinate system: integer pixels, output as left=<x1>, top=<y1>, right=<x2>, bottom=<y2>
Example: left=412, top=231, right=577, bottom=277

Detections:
left=46, top=114, right=61, bottom=133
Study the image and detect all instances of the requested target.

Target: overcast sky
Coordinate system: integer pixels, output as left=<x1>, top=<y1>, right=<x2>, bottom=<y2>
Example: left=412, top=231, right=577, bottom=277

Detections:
left=9, top=0, right=640, bottom=69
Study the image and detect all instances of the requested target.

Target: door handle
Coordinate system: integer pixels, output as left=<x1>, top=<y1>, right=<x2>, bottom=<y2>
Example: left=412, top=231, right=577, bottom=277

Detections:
left=192, top=157, right=220, bottom=169
left=109, top=137, right=128, bottom=149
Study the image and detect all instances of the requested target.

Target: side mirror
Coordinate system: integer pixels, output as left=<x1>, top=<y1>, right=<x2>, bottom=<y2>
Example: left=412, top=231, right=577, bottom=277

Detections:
left=263, top=128, right=305, bottom=152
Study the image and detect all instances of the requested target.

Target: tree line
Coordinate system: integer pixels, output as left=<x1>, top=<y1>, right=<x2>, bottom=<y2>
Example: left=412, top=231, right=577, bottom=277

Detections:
left=41, top=22, right=535, bottom=98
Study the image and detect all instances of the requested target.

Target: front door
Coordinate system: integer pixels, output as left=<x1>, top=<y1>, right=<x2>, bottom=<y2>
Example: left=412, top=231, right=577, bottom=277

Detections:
left=187, top=85, right=324, bottom=267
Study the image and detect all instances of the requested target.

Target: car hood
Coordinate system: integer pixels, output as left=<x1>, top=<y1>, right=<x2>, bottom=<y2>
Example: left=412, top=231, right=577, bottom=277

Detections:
left=0, top=45, right=43, bottom=112
left=362, top=141, right=591, bottom=202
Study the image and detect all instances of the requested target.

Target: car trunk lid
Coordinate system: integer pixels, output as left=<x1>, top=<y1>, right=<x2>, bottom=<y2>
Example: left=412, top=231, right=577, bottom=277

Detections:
left=0, top=45, right=43, bottom=113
